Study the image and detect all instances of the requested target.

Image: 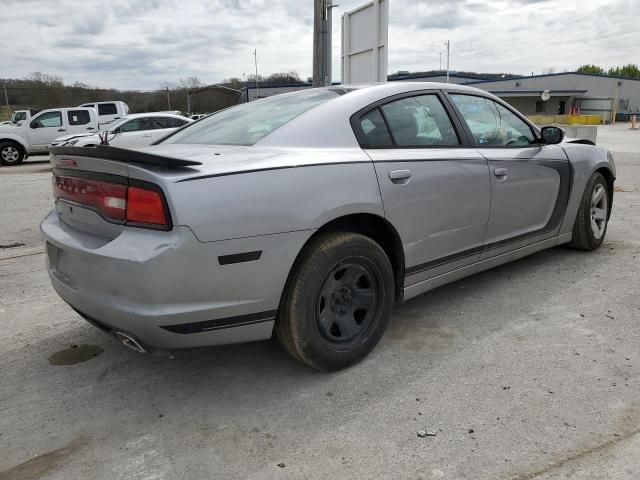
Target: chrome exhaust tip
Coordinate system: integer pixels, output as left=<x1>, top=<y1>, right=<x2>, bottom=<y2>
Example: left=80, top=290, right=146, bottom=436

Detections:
left=115, top=332, right=146, bottom=353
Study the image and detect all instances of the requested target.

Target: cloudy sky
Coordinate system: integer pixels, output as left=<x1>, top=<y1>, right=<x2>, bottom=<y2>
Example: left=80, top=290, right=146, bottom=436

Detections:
left=1, top=0, right=638, bottom=90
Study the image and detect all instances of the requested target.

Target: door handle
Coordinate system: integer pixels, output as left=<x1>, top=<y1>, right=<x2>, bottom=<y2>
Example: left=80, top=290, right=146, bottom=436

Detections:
left=494, top=168, right=509, bottom=178
left=389, top=169, right=412, bottom=184
left=141, top=134, right=151, bottom=138
left=87, top=127, right=94, bottom=130
left=57, top=128, right=66, bottom=132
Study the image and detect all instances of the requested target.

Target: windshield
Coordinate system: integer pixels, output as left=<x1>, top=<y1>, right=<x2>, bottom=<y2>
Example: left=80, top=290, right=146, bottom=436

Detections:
left=161, top=89, right=340, bottom=146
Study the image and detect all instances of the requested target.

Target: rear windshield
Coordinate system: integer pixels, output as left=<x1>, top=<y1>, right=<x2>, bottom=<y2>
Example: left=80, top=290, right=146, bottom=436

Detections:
left=161, top=89, right=340, bottom=146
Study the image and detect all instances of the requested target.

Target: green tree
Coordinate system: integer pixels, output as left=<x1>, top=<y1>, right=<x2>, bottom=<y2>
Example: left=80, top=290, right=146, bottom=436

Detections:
left=608, top=64, right=640, bottom=79
left=576, top=64, right=605, bottom=75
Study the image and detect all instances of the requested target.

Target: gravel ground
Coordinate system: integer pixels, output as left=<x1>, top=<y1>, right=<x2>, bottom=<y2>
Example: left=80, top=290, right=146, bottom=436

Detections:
left=0, top=126, right=638, bottom=479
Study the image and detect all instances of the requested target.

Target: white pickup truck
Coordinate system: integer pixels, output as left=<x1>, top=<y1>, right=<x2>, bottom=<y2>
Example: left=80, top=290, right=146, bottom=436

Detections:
left=78, top=101, right=129, bottom=127
left=10, top=109, right=39, bottom=124
left=0, top=107, right=98, bottom=165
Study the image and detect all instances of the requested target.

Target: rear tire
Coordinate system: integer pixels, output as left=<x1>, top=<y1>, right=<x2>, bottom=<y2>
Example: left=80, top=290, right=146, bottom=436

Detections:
left=568, top=172, right=609, bottom=251
left=276, top=232, right=395, bottom=371
left=0, top=141, right=24, bottom=166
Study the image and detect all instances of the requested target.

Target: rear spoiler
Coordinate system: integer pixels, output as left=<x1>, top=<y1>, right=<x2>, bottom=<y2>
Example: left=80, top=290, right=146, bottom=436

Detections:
left=49, top=145, right=202, bottom=168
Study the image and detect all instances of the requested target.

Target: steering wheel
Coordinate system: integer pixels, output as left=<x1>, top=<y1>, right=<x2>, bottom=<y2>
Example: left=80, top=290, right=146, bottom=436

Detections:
left=505, top=135, right=530, bottom=146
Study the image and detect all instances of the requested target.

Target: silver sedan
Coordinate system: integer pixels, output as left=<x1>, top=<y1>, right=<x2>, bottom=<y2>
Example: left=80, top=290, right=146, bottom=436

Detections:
left=42, top=82, right=615, bottom=370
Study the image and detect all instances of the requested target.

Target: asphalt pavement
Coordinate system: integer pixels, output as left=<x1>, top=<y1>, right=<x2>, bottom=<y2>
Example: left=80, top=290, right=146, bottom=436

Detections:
left=0, top=127, right=638, bottom=479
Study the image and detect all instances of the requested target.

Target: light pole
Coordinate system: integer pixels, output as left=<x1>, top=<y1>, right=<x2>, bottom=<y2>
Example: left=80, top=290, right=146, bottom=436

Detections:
left=253, top=49, right=259, bottom=101
left=444, top=40, right=450, bottom=83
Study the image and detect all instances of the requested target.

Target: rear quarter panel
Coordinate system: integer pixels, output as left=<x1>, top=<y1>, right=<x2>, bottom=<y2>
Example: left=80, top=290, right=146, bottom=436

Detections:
left=559, top=143, right=616, bottom=235
left=163, top=151, right=384, bottom=242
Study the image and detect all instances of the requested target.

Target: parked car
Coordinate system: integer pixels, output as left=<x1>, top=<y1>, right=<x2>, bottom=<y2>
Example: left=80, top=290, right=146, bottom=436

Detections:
left=0, top=107, right=98, bottom=165
left=42, top=83, right=616, bottom=370
left=78, top=101, right=129, bottom=127
left=50, top=113, right=192, bottom=149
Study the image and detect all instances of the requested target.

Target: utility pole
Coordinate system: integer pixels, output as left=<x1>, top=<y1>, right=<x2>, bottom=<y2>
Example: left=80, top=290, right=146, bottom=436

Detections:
left=439, top=52, right=442, bottom=72
left=313, top=0, right=335, bottom=87
left=444, top=40, right=450, bottom=83
left=253, top=49, right=259, bottom=100
left=313, top=0, right=324, bottom=87
left=166, top=87, right=171, bottom=109
left=3, top=81, right=8, bottom=107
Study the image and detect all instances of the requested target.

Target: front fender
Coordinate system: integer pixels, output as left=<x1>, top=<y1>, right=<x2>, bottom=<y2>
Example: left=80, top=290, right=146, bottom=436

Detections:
left=0, top=133, right=30, bottom=152
left=559, top=144, right=615, bottom=235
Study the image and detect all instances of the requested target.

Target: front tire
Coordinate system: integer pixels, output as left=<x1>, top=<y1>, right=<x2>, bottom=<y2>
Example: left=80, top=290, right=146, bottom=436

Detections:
left=568, top=172, right=610, bottom=251
left=276, top=232, right=395, bottom=371
left=0, top=141, right=25, bottom=166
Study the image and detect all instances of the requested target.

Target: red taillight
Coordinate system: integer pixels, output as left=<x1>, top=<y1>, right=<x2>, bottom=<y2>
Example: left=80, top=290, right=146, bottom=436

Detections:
left=53, top=174, right=127, bottom=222
left=53, top=173, right=169, bottom=229
left=126, top=187, right=167, bottom=226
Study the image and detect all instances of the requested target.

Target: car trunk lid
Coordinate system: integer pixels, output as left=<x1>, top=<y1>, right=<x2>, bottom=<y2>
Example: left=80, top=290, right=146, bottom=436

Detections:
left=49, top=146, right=197, bottom=238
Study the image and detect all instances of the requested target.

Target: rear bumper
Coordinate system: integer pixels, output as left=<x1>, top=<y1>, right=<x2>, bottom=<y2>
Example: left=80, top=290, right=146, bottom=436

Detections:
left=41, top=209, right=312, bottom=350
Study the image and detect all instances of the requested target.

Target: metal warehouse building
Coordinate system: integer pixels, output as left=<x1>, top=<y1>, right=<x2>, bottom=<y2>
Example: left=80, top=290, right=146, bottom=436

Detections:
left=243, top=72, right=640, bottom=123
left=468, top=72, right=640, bottom=122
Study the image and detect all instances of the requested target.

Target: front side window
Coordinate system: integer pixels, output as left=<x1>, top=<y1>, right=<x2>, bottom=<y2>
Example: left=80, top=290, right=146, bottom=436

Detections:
left=381, top=95, right=460, bottom=146
left=162, top=89, right=340, bottom=146
left=119, top=118, right=151, bottom=132
left=67, top=110, right=91, bottom=126
left=98, top=103, right=118, bottom=116
left=450, top=94, right=536, bottom=147
left=31, top=111, right=62, bottom=128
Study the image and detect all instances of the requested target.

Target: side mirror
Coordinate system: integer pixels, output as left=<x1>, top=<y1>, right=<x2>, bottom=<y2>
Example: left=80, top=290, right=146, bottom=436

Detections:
left=30, top=122, right=40, bottom=129
left=540, top=126, right=564, bottom=145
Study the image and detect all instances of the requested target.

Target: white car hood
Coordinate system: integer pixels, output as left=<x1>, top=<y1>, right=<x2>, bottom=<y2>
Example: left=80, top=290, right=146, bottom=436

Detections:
left=53, top=132, right=98, bottom=142
left=0, top=123, right=24, bottom=134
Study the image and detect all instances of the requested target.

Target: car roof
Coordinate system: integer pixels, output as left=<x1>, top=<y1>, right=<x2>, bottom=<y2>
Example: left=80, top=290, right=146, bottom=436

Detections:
left=122, top=113, right=189, bottom=120
left=257, top=82, right=495, bottom=149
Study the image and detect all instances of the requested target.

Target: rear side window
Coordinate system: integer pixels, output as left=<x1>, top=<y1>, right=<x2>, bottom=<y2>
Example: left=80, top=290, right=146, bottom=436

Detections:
left=119, top=118, right=151, bottom=132
left=381, top=95, right=460, bottom=146
left=151, top=117, right=171, bottom=129
left=152, top=117, right=187, bottom=129
left=356, top=94, right=460, bottom=148
left=98, top=103, right=118, bottom=116
left=167, top=118, right=188, bottom=128
left=359, top=109, right=393, bottom=147
left=67, top=110, right=91, bottom=126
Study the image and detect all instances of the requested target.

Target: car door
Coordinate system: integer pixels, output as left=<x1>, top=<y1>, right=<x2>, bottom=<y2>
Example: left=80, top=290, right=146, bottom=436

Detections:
left=28, top=111, right=66, bottom=151
left=353, top=92, right=492, bottom=286
left=447, top=93, right=571, bottom=259
left=65, top=109, right=97, bottom=135
left=111, top=118, right=153, bottom=147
